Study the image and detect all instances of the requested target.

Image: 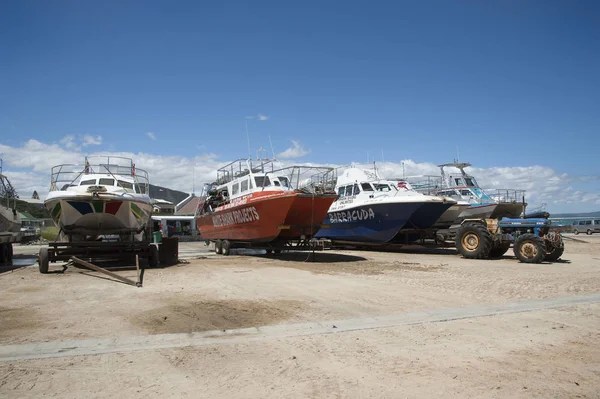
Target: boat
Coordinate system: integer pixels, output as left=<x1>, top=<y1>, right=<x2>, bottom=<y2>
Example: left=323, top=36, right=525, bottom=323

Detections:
left=196, top=158, right=338, bottom=250
left=409, top=162, right=525, bottom=222
left=44, top=156, right=153, bottom=241
left=314, top=167, right=455, bottom=244
left=0, top=159, right=21, bottom=262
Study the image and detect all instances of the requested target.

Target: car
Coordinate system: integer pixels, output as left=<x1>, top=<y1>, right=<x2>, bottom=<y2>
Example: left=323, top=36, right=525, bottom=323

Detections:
left=572, top=219, right=600, bottom=235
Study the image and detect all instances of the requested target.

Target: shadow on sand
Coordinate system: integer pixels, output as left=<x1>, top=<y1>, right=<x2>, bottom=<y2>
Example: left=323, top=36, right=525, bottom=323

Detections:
left=255, top=251, right=367, bottom=263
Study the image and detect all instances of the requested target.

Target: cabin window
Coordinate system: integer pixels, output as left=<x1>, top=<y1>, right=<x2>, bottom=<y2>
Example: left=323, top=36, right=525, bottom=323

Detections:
left=99, top=178, right=115, bottom=186
left=454, top=178, right=462, bottom=186
left=232, top=183, right=239, bottom=195
left=374, top=184, right=390, bottom=192
left=361, top=183, right=373, bottom=191
left=338, top=186, right=345, bottom=197
left=80, top=179, right=95, bottom=186
left=460, top=190, right=472, bottom=196
left=345, top=185, right=354, bottom=196
left=255, top=176, right=271, bottom=187
left=241, top=179, right=249, bottom=192
left=273, top=181, right=281, bottom=186
left=117, top=180, right=134, bottom=190
left=278, top=177, right=290, bottom=188
left=465, top=178, right=475, bottom=187
left=353, top=184, right=360, bottom=195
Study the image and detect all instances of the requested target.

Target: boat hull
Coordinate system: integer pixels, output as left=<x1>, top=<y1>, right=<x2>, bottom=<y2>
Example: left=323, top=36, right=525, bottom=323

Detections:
left=315, top=202, right=423, bottom=243
left=197, top=192, right=337, bottom=243
left=433, top=203, right=471, bottom=228
left=45, top=196, right=152, bottom=237
left=401, top=201, right=454, bottom=230
left=456, top=202, right=525, bottom=222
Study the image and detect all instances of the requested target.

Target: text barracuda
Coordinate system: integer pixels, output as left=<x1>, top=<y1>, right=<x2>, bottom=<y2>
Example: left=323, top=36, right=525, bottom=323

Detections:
left=329, top=208, right=375, bottom=223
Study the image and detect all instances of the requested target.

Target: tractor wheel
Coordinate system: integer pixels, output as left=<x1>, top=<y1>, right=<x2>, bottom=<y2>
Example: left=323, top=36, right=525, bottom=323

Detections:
left=514, top=234, right=545, bottom=263
left=221, top=240, right=231, bottom=256
left=215, top=240, right=223, bottom=254
left=573, top=229, right=579, bottom=235
left=455, top=222, right=493, bottom=259
left=39, top=247, right=50, bottom=274
left=488, top=242, right=511, bottom=258
left=545, top=243, right=564, bottom=262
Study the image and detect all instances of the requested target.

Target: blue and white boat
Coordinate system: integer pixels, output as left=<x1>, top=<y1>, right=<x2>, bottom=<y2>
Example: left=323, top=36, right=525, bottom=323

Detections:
left=409, top=162, right=525, bottom=222
left=315, top=167, right=455, bottom=243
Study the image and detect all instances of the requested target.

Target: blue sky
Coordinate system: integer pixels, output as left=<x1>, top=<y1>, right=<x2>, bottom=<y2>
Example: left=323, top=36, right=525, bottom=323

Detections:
left=1, top=0, right=599, bottom=212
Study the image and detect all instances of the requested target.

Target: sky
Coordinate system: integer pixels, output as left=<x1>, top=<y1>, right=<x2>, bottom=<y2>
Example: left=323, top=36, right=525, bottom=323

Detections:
left=1, top=0, right=599, bottom=213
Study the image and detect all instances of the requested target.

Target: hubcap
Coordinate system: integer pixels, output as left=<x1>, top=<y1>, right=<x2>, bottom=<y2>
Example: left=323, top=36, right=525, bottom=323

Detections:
left=462, top=232, right=480, bottom=252
left=520, top=241, right=538, bottom=258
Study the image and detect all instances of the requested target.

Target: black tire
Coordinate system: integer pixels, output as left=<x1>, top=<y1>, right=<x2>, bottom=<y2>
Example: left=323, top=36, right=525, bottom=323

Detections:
left=222, top=240, right=231, bottom=256
left=455, top=223, right=493, bottom=259
left=573, top=229, right=579, bottom=235
left=7, top=243, right=13, bottom=262
left=587, top=229, right=593, bottom=235
left=0, top=243, right=6, bottom=264
left=147, top=244, right=159, bottom=267
left=545, top=244, right=564, bottom=262
left=39, top=247, right=50, bottom=274
left=488, top=242, right=511, bottom=258
left=215, top=240, right=223, bottom=254
left=513, top=234, right=545, bottom=263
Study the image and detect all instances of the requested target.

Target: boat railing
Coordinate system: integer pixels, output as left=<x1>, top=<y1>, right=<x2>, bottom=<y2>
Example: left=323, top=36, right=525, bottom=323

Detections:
left=269, top=165, right=336, bottom=194
left=405, top=175, right=444, bottom=195
left=216, top=158, right=278, bottom=185
left=49, top=162, right=150, bottom=194
left=487, top=189, right=526, bottom=204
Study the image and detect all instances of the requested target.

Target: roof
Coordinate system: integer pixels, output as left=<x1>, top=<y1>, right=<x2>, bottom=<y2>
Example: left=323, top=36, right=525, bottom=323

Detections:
left=152, top=199, right=174, bottom=205
left=151, top=215, right=195, bottom=221
left=19, top=211, right=39, bottom=221
left=175, top=196, right=203, bottom=215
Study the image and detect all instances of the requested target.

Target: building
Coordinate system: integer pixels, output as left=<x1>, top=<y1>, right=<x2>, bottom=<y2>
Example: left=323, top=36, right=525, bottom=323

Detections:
left=151, top=193, right=204, bottom=238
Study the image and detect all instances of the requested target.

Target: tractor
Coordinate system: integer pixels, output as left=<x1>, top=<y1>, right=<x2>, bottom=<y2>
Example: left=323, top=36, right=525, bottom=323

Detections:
left=455, top=217, right=564, bottom=263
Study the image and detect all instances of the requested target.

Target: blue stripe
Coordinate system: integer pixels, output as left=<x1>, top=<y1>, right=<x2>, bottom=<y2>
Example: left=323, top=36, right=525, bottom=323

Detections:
left=315, top=202, right=422, bottom=243
left=67, top=201, right=94, bottom=215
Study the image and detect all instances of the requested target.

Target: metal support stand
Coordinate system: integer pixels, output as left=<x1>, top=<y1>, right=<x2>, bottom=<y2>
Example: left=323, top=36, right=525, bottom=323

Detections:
left=70, top=256, right=143, bottom=287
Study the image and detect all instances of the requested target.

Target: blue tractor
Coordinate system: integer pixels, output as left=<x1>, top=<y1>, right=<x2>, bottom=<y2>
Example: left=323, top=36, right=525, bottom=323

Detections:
left=455, top=217, right=564, bottom=263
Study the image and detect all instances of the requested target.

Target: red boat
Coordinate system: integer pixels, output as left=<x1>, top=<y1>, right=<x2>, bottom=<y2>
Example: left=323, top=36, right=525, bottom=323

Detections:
left=196, top=158, right=337, bottom=254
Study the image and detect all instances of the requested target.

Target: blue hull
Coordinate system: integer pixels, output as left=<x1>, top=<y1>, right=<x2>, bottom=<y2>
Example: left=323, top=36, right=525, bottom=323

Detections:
left=401, top=202, right=454, bottom=230
left=315, top=202, right=423, bottom=243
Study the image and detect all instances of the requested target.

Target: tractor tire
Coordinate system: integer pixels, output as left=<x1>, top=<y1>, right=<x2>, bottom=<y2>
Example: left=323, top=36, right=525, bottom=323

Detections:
left=147, top=244, right=159, bottom=268
left=514, top=234, right=545, bottom=263
left=455, top=222, right=493, bottom=259
left=39, top=247, right=50, bottom=274
left=215, top=240, right=223, bottom=254
left=488, top=242, right=511, bottom=258
left=221, top=240, right=231, bottom=256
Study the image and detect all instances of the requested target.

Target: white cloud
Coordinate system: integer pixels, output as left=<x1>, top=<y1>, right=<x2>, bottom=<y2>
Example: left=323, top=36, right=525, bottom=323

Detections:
left=245, top=114, right=269, bottom=121
left=0, top=139, right=599, bottom=213
left=82, top=135, right=102, bottom=146
left=59, top=135, right=77, bottom=149
left=146, top=132, right=157, bottom=141
left=277, top=140, right=310, bottom=160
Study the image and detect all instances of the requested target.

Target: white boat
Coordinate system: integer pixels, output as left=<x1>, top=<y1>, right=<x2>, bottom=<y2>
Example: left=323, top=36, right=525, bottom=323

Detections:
left=44, top=156, right=153, bottom=241
left=409, top=162, right=525, bottom=222
left=315, top=167, right=455, bottom=243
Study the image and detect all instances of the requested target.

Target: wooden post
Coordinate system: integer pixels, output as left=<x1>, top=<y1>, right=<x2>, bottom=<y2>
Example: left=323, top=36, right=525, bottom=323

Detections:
left=70, top=256, right=138, bottom=287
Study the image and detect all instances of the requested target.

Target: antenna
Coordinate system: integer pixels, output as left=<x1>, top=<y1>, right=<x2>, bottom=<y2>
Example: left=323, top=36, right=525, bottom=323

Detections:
left=456, top=146, right=460, bottom=163
left=268, top=135, right=276, bottom=159
left=245, top=121, right=252, bottom=159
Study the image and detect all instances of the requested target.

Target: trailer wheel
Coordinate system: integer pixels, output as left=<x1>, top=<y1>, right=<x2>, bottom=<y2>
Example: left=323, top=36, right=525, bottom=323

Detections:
left=488, top=242, right=511, bottom=258
left=215, top=240, right=223, bottom=254
left=147, top=244, right=159, bottom=267
left=455, top=222, right=492, bottom=259
left=514, top=234, right=545, bottom=263
left=0, top=243, right=6, bottom=264
left=7, top=243, right=13, bottom=262
left=39, top=247, right=50, bottom=274
left=221, top=240, right=231, bottom=256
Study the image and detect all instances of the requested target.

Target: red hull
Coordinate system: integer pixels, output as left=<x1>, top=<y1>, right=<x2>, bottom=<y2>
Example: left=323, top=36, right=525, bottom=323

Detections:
left=196, top=191, right=337, bottom=243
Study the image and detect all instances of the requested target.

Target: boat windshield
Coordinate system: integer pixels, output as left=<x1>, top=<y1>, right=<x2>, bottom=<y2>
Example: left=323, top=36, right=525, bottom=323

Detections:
left=255, top=176, right=271, bottom=187
left=464, top=177, right=476, bottom=187
left=278, top=176, right=290, bottom=188
left=471, top=188, right=492, bottom=201
left=374, top=183, right=395, bottom=192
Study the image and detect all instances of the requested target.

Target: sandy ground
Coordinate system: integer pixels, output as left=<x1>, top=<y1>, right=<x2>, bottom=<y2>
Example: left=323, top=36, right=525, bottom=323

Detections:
left=1, top=235, right=599, bottom=398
